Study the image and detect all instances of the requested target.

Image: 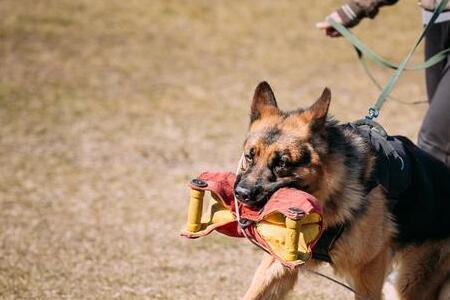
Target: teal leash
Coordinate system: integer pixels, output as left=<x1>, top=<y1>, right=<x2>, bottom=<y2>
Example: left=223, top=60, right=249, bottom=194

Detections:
left=329, top=0, right=450, bottom=119
left=355, top=48, right=427, bottom=105
left=330, top=19, right=450, bottom=71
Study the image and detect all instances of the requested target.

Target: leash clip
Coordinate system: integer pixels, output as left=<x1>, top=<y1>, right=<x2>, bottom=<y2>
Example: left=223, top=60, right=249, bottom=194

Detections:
left=365, top=107, right=379, bottom=120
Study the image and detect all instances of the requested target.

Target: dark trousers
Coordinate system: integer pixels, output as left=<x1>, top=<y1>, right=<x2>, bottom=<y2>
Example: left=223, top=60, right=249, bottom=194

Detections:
left=418, top=20, right=450, bottom=168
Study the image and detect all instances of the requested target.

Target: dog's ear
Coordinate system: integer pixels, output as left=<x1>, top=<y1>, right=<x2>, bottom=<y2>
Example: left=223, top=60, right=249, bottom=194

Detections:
left=308, top=87, right=331, bottom=131
left=250, top=81, right=279, bottom=123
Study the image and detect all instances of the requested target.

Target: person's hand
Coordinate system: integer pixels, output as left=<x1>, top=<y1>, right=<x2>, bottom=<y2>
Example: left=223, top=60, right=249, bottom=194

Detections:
left=316, top=12, right=343, bottom=38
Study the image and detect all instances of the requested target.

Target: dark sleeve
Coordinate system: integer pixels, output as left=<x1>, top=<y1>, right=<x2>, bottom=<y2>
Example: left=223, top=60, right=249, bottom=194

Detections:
left=336, top=0, right=399, bottom=27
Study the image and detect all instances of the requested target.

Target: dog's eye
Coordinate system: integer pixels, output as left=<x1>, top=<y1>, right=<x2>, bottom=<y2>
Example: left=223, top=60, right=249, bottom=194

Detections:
left=278, top=156, right=289, bottom=168
left=244, top=148, right=255, bottom=164
left=274, top=156, right=289, bottom=173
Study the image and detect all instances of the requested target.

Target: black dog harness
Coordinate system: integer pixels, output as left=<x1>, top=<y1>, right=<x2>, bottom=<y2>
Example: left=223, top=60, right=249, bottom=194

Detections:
left=312, top=120, right=450, bottom=263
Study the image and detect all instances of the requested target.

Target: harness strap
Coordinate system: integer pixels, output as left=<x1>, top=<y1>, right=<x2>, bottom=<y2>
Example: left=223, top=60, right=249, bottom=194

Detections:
left=311, top=224, right=345, bottom=263
left=349, top=119, right=405, bottom=170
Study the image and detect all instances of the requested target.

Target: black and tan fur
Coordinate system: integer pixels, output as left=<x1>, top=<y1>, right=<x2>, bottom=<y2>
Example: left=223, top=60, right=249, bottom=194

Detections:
left=235, top=82, right=450, bottom=300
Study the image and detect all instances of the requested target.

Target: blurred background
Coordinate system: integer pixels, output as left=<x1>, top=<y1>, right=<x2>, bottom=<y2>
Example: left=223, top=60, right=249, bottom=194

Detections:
left=0, top=1, right=427, bottom=299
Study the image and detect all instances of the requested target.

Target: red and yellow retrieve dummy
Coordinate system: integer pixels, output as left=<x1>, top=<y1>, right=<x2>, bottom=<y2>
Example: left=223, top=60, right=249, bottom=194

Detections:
left=180, top=172, right=324, bottom=269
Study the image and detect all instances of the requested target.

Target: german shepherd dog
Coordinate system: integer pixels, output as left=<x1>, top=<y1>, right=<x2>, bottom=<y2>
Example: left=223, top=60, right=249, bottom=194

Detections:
left=234, top=82, right=450, bottom=300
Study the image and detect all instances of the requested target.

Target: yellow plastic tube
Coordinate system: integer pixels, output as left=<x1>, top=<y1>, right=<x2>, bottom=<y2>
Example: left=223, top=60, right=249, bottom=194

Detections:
left=186, top=189, right=204, bottom=232
left=284, top=217, right=300, bottom=261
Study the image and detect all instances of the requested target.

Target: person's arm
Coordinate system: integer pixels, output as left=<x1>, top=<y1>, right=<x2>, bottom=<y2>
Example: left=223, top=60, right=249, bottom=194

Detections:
left=316, top=0, right=399, bottom=37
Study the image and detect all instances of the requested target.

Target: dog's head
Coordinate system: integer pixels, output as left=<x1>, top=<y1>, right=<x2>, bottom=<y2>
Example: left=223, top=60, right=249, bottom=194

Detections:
left=234, top=81, right=332, bottom=208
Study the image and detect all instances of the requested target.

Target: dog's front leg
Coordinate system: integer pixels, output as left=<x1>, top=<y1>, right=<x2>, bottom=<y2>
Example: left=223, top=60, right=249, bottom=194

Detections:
left=351, top=247, right=391, bottom=300
left=242, top=254, right=298, bottom=300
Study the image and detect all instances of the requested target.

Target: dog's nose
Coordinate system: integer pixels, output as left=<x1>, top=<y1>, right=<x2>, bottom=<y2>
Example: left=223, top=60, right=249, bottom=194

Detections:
left=234, top=186, right=251, bottom=202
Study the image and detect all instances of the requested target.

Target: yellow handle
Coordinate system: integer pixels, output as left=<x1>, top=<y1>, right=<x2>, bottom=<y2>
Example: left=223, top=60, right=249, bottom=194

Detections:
left=284, top=217, right=301, bottom=261
left=186, top=189, right=204, bottom=232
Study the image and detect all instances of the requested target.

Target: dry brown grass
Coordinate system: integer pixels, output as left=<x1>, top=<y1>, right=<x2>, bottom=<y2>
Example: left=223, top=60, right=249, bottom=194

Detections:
left=0, top=1, right=427, bottom=299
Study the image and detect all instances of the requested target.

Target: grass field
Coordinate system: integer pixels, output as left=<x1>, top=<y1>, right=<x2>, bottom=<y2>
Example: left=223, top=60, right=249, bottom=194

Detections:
left=0, top=1, right=428, bottom=299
